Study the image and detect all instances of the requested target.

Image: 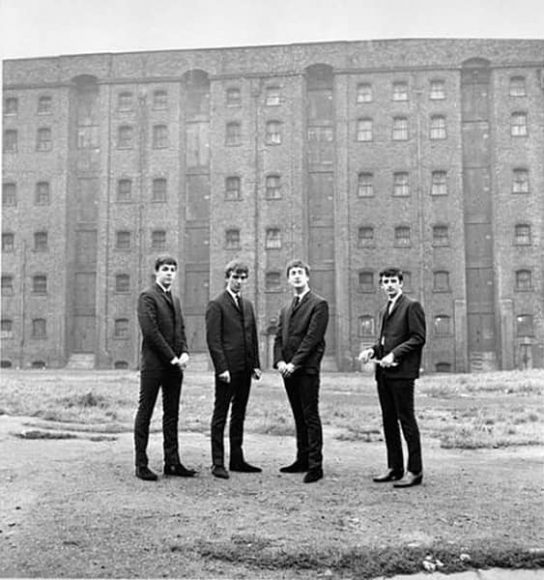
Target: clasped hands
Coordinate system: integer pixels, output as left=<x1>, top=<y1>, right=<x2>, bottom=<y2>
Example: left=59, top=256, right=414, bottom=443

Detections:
left=170, top=352, right=190, bottom=370
left=358, top=349, right=397, bottom=368
left=276, top=361, right=296, bottom=378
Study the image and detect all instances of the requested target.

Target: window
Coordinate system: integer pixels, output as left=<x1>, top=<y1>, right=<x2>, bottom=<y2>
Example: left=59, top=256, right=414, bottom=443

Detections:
left=1, top=360, right=13, bottom=368
left=265, top=86, right=281, bottom=106
left=1, top=319, right=13, bottom=339
left=37, top=95, right=52, bottom=114
left=430, top=80, right=445, bottom=100
left=225, top=176, right=241, bottom=201
left=77, top=125, right=99, bottom=150
left=392, top=81, right=408, bottom=101
left=431, top=171, right=447, bottom=195
left=35, top=181, right=50, bottom=205
left=226, top=122, right=241, bottom=146
left=402, top=271, right=413, bottom=293
left=4, top=129, right=18, bottom=152
left=515, top=269, right=532, bottom=291
left=265, top=228, right=281, bottom=249
left=392, top=117, right=409, bottom=141
left=433, top=270, right=450, bottom=292
left=265, top=174, right=282, bottom=199
left=307, top=126, right=334, bottom=142
left=430, top=115, right=447, bottom=139
left=34, top=231, right=48, bottom=252
left=434, top=315, right=451, bottom=336
left=357, top=172, right=374, bottom=197
left=226, top=87, right=241, bottom=107
left=265, top=271, right=282, bottom=292
left=265, top=121, right=282, bottom=145
left=225, top=228, right=240, bottom=250
left=358, top=315, right=375, bottom=337
left=152, top=90, right=168, bottom=109
left=357, top=226, right=375, bottom=248
left=1, top=275, right=14, bottom=296
left=32, top=275, right=47, bottom=294
left=356, top=118, right=373, bottom=141
left=32, top=318, right=47, bottom=338
left=114, top=318, right=129, bottom=339
left=516, top=314, right=534, bottom=337
left=432, top=225, right=449, bottom=246
left=514, top=223, right=531, bottom=245
left=2, top=233, right=14, bottom=252
left=152, top=124, right=168, bottom=148
left=116, top=231, right=131, bottom=250
left=117, top=125, right=134, bottom=149
left=512, top=168, right=529, bottom=193
left=114, top=360, right=129, bottom=369
left=511, top=112, right=528, bottom=136
left=393, top=172, right=410, bottom=196
left=356, top=83, right=372, bottom=103
left=118, top=92, right=134, bottom=111
left=36, top=128, right=52, bottom=151
left=117, top=179, right=132, bottom=202
left=152, top=178, right=167, bottom=202
left=115, top=274, right=130, bottom=293
left=394, top=226, right=411, bottom=247
left=509, top=76, right=526, bottom=97
left=435, top=362, right=452, bottom=373
left=2, top=183, right=17, bottom=206
left=358, top=271, right=375, bottom=293
left=151, top=230, right=167, bottom=250
left=4, top=97, right=18, bottom=115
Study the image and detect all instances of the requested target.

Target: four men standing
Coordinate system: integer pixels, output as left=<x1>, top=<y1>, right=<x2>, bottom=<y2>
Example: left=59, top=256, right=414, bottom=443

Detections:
left=135, top=256, right=425, bottom=487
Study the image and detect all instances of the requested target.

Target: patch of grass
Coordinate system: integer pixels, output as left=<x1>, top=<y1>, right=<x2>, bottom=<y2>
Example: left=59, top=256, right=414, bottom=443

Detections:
left=193, top=540, right=544, bottom=578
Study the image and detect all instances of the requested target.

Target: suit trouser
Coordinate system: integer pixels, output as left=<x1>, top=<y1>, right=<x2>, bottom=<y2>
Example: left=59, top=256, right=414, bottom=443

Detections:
left=284, top=372, right=323, bottom=470
left=211, top=371, right=252, bottom=467
left=376, top=375, right=422, bottom=474
left=134, top=368, right=183, bottom=467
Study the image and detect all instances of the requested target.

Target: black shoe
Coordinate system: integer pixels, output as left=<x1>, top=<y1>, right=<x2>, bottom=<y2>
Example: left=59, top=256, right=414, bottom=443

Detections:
left=373, top=469, right=404, bottom=483
left=229, top=462, right=262, bottom=473
left=212, top=465, right=230, bottom=479
left=303, top=468, right=323, bottom=484
left=135, top=466, right=158, bottom=481
left=164, top=463, right=197, bottom=477
left=279, top=460, right=309, bottom=473
left=393, top=472, right=423, bottom=488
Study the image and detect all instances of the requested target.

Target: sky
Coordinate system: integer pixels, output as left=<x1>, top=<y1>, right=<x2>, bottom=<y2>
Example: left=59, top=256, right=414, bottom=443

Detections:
left=1, top=0, right=543, bottom=60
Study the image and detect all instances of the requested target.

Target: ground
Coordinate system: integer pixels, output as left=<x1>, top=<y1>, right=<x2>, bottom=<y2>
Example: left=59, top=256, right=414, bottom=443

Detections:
left=1, top=408, right=543, bottom=579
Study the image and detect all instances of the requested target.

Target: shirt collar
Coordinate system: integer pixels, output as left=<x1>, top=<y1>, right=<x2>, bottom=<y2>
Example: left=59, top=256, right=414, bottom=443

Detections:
left=227, top=288, right=240, bottom=302
left=294, top=288, right=310, bottom=302
left=388, top=291, right=402, bottom=308
left=156, top=281, right=171, bottom=294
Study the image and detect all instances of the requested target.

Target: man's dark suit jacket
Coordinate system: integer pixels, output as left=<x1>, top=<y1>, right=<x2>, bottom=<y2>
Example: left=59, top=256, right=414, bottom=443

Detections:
left=137, top=284, right=188, bottom=372
left=273, top=291, right=329, bottom=374
left=206, top=291, right=260, bottom=375
left=371, top=293, right=426, bottom=380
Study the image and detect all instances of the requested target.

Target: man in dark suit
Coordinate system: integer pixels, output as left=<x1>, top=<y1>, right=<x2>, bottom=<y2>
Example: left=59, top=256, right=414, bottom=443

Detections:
left=206, top=260, right=262, bottom=480
left=134, top=255, right=196, bottom=481
left=273, top=259, right=329, bottom=484
left=359, top=267, right=426, bottom=488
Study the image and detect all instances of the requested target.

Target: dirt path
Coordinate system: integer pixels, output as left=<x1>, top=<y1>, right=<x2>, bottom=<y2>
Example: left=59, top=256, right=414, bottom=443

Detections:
left=1, top=414, right=543, bottom=578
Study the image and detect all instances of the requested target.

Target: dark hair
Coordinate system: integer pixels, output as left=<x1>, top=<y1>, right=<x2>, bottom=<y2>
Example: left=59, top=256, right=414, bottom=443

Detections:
left=379, top=267, right=403, bottom=282
left=225, top=260, right=249, bottom=278
left=285, top=259, right=310, bottom=277
left=154, top=254, right=178, bottom=271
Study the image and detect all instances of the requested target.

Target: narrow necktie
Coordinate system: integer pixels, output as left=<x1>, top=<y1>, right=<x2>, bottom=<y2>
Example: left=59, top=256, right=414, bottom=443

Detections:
left=291, top=296, right=300, bottom=311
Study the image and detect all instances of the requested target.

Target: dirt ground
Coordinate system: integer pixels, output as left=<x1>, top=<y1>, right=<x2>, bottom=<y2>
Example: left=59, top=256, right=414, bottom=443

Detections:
left=1, top=414, right=543, bottom=579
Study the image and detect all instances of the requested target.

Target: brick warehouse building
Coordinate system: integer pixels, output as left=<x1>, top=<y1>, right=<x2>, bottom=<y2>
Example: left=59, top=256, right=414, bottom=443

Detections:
left=2, top=39, right=544, bottom=372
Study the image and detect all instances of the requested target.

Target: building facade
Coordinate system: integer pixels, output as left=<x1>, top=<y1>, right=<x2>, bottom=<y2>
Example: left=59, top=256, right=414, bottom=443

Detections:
left=2, top=39, right=544, bottom=372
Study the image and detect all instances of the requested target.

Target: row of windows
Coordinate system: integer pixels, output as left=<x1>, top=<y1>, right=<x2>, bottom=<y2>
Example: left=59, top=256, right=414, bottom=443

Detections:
left=1, top=222, right=536, bottom=256
left=3, top=75, right=531, bottom=119
left=3, top=110, right=532, bottom=153
left=357, top=312, right=536, bottom=338
left=2, top=267, right=536, bottom=297
left=2, top=311, right=537, bottom=341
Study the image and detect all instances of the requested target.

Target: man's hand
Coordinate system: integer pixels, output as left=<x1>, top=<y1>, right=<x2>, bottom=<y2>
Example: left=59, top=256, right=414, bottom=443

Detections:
left=380, top=353, right=396, bottom=367
left=276, top=361, right=287, bottom=374
left=282, top=362, right=296, bottom=378
left=252, top=368, right=262, bottom=381
left=358, top=348, right=374, bottom=364
left=178, top=352, right=190, bottom=370
left=218, top=370, right=231, bottom=383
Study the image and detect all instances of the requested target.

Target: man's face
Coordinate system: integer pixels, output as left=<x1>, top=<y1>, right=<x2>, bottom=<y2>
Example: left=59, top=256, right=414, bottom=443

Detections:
left=155, top=263, right=177, bottom=288
left=287, top=267, right=310, bottom=292
left=380, top=275, right=403, bottom=300
left=226, top=270, right=248, bottom=294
